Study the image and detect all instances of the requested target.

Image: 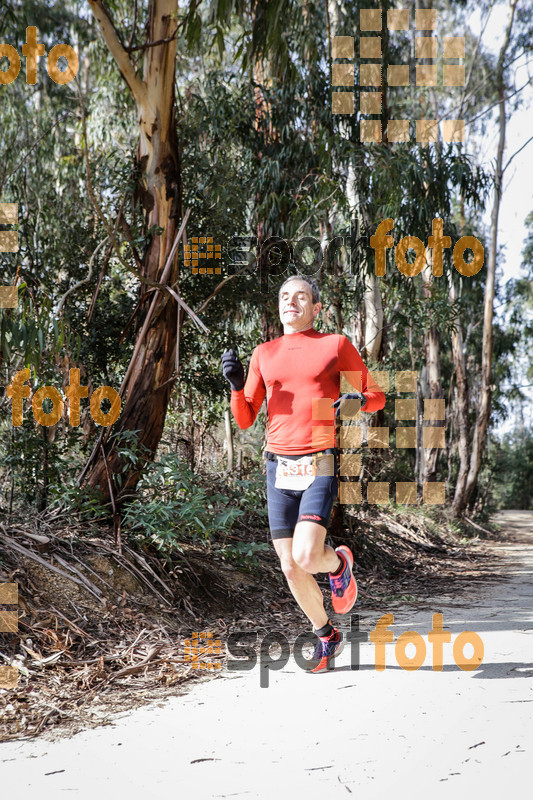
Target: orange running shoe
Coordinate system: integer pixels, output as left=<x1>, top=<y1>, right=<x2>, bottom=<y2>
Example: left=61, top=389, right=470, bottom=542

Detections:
left=308, top=627, right=344, bottom=673
left=329, top=545, right=357, bottom=614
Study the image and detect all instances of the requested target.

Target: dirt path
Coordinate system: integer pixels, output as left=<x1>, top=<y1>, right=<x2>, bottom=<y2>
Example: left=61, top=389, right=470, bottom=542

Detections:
left=1, top=510, right=532, bottom=799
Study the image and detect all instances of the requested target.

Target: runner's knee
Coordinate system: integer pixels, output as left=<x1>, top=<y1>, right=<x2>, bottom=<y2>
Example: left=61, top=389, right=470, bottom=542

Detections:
left=292, top=546, right=322, bottom=573
left=279, top=556, right=306, bottom=584
left=292, top=521, right=327, bottom=572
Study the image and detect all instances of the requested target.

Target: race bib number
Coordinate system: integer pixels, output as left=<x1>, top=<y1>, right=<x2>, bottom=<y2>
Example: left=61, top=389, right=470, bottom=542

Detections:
left=275, top=455, right=316, bottom=490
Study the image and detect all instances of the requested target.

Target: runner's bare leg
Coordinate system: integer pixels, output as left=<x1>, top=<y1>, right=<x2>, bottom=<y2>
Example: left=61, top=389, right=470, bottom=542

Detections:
left=273, top=522, right=341, bottom=630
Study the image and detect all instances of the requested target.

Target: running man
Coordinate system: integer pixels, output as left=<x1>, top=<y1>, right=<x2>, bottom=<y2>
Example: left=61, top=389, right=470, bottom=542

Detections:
left=221, top=275, right=385, bottom=672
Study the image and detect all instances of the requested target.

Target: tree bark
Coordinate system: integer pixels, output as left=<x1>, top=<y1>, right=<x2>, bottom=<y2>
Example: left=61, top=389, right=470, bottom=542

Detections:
left=449, top=271, right=471, bottom=515
left=363, top=273, right=383, bottom=362
left=422, top=261, right=443, bottom=483
left=224, top=408, right=234, bottom=473
left=445, top=205, right=472, bottom=510
left=82, top=0, right=182, bottom=501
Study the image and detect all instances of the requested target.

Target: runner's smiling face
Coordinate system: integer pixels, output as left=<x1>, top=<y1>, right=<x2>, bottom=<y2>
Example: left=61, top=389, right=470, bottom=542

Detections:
left=279, top=280, right=322, bottom=334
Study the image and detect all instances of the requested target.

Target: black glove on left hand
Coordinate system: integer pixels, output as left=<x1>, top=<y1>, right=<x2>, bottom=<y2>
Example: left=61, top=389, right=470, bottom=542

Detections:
left=331, top=392, right=367, bottom=419
left=221, top=348, right=245, bottom=391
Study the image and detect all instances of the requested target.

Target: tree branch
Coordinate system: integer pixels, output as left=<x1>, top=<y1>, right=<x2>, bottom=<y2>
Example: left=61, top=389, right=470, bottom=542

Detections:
left=126, top=33, right=178, bottom=53
left=193, top=264, right=257, bottom=317
left=87, top=0, right=146, bottom=107
left=459, top=0, right=496, bottom=119
left=127, top=0, right=138, bottom=51
left=57, top=236, right=109, bottom=315
left=116, top=209, right=194, bottom=398
left=503, top=134, right=533, bottom=175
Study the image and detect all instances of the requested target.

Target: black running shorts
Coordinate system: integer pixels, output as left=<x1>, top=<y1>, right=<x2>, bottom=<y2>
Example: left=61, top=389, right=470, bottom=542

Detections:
left=265, top=451, right=339, bottom=540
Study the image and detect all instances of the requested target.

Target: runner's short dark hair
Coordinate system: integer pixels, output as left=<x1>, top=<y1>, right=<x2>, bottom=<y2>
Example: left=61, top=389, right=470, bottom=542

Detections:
left=278, top=275, right=321, bottom=304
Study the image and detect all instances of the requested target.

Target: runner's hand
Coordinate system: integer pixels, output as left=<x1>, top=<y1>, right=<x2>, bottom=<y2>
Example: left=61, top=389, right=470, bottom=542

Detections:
left=222, top=349, right=245, bottom=391
left=331, top=392, right=367, bottom=419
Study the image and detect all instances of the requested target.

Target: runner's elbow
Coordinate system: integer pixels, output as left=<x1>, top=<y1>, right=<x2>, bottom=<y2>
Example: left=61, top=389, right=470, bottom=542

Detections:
left=234, top=416, right=255, bottom=430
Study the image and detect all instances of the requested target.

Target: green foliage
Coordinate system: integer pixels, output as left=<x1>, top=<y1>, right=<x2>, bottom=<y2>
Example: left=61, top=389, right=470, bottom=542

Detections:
left=232, top=474, right=268, bottom=518
left=0, top=374, right=88, bottom=512
left=486, top=430, right=533, bottom=510
left=122, top=454, right=244, bottom=553
left=112, top=429, right=151, bottom=479
left=219, top=540, right=270, bottom=568
left=49, top=480, right=108, bottom=522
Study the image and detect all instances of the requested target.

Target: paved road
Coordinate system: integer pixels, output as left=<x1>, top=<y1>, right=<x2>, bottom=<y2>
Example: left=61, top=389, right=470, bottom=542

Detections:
left=1, top=510, right=532, bottom=799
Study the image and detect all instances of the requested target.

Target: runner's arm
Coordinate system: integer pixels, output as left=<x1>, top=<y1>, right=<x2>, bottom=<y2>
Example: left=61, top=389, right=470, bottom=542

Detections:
left=230, top=347, right=266, bottom=428
left=337, top=336, right=386, bottom=413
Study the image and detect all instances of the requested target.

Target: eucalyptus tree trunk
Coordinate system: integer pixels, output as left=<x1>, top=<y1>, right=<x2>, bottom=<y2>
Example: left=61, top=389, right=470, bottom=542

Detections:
left=422, top=261, right=443, bottom=484
left=82, top=0, right=182, bottom=501
left=449, top=260, right=471, bottom=512
left=363, top=272, right=383, bottom=361
left=452, top=0, right=518, bottom=516
left=224, top=409, right=234, bottom=473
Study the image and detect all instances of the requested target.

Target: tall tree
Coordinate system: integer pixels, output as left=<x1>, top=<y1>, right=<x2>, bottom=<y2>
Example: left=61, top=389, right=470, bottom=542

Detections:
left=81, top=0, right=183, bottom=500
left=452, top=0, right=519, bottom=515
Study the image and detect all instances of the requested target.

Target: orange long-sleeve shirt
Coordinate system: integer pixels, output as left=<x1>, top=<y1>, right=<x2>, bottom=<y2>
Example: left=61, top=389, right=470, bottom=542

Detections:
left=230, top=328, right=386, bottom=455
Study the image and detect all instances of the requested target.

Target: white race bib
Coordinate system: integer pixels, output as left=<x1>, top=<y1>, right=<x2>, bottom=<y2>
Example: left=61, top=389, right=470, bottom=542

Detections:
left=274, top=455, right=316, bottom=490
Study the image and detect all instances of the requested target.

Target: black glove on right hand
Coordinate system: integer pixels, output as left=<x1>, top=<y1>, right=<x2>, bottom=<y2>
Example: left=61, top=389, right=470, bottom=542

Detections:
left=331, top=391, right=367, bottom=420
left=221, top=349, right=245, bottom=391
